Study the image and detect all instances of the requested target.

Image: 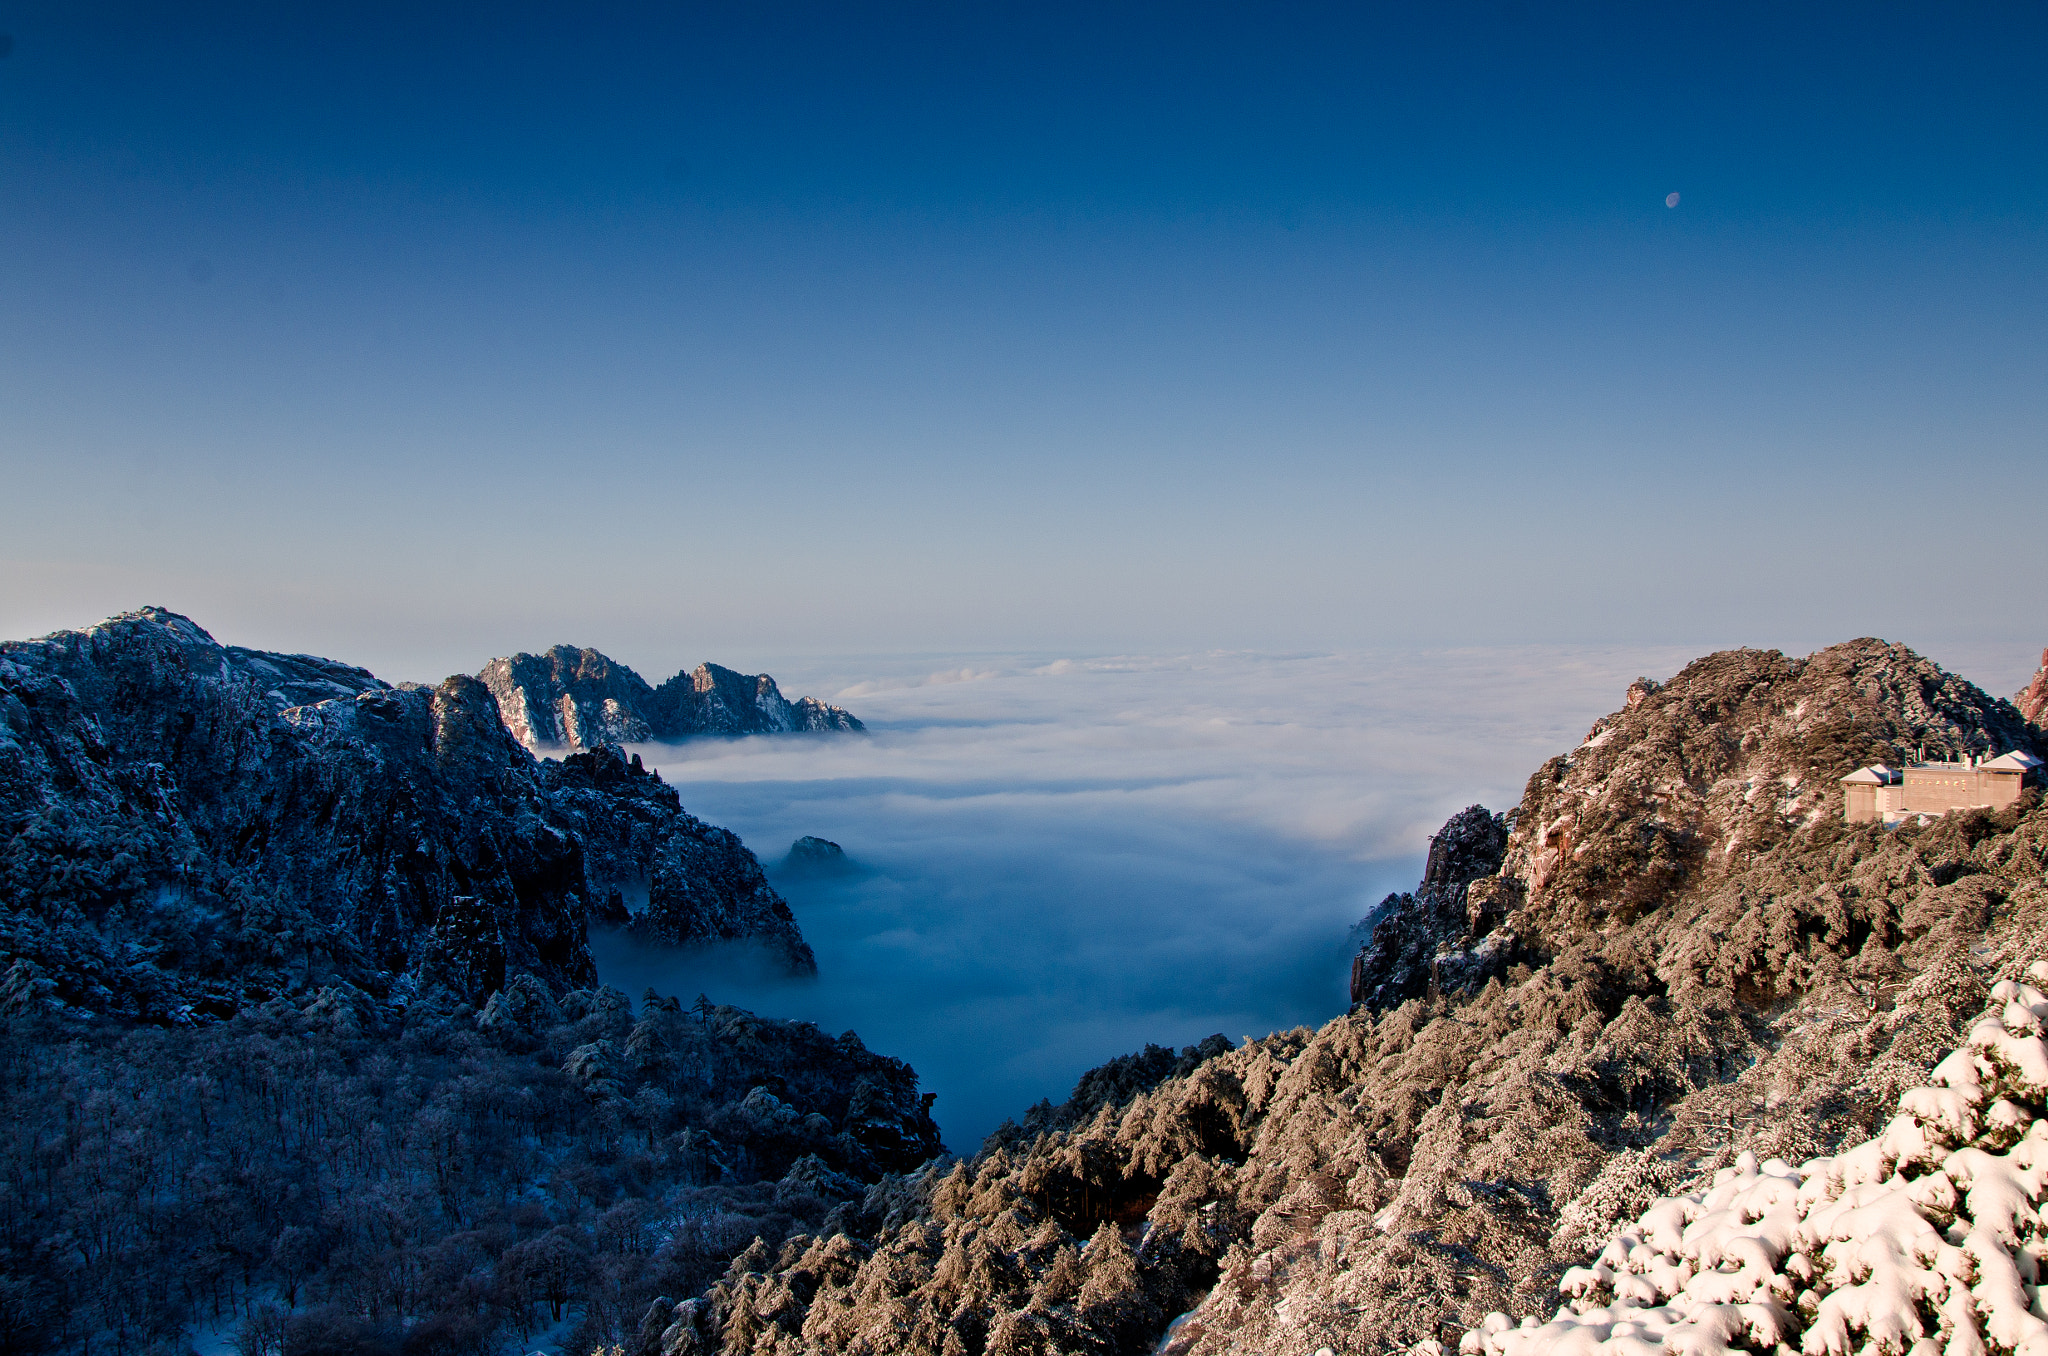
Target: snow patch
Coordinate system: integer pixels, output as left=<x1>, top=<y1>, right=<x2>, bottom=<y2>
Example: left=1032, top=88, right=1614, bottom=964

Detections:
left=1450, top=971, right=2048, bottom=1356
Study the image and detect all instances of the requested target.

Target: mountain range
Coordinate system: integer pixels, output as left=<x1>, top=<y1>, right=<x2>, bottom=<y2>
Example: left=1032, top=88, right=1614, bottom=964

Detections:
left=5, top=617, right=2047, bottom=1356
left=0, top=609, right=931, bottom=1354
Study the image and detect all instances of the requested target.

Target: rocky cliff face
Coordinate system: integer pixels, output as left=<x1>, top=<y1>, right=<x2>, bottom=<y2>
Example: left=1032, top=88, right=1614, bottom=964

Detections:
left=2020, top=647, right=2048, bottom=728
left=0, top=609, right=814, bottom=1025
left=478, top=646, right=863, bottom=753
left=652, top=638, right=2048, bottom=1356
left=479, top=645, right=661, bottom=749
left=1349, top=804, right=1510, bottom=1011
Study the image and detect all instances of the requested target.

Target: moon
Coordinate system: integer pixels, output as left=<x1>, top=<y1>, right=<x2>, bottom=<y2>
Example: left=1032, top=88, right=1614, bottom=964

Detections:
left=1665, top=192, right=1681, bottom=208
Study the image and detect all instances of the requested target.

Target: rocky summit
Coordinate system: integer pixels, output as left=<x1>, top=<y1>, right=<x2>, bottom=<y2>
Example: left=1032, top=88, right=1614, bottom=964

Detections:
left=479, top=645, right=863, bottom=753
left=0, top=608, right=815, bottom=1025
left=1359, top=639, right=2044, bottom=1016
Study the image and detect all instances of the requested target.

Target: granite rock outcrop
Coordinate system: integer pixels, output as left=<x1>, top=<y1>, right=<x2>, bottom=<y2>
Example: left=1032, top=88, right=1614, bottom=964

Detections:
left=478, top=645, right=863, bottom=753
left=1349, top=804, right=1510, bottom=1011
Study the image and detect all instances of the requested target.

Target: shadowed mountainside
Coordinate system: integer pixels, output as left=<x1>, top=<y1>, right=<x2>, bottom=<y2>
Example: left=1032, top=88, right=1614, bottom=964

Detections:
left=0, top=608, right=814, bottom=1027
left=0, top=611, right=947, bottom=1353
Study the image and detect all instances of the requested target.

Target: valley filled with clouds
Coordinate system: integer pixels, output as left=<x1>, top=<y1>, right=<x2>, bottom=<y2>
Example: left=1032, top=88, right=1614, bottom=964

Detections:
left=598, top=645, right=1707, bottom=1147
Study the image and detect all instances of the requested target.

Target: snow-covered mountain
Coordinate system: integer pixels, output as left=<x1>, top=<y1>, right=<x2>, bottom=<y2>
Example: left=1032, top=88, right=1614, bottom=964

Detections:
left=0, top=610, right=944, bottom=1353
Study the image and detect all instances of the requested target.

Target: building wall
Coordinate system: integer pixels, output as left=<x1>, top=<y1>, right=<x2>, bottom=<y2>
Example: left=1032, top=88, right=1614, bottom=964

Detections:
left=1845, top=784, right=1878, bottom=823
left=1901, top=765, right=2023, bottom=814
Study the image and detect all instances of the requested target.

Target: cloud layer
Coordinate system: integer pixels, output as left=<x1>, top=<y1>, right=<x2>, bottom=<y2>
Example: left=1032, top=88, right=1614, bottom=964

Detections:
left=592, top=645, right=1707, bottom=1151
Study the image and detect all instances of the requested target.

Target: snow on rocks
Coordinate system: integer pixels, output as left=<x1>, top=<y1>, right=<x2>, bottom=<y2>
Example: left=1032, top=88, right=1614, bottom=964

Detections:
left=1452, top=971, right=2048, bottom=1356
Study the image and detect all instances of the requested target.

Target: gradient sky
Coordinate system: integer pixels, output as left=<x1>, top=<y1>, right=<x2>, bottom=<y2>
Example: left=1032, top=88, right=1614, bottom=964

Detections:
left=2, top=2, right=2042, bottom=680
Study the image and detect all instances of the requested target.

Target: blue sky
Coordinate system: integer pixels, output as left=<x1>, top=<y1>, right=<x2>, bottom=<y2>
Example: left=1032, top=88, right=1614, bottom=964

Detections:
left=2, top=2, right=2042, bottom=679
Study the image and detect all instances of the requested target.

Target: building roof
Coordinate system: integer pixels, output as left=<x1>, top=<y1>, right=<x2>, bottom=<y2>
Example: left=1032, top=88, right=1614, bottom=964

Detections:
left=1841, top=765, right=1898, bottom=784
left=1982, top=751, right=2044, bottom=773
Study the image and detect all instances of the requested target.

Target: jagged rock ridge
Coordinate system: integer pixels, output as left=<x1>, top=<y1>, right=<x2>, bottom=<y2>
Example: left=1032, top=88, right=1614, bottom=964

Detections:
left=478, top=645, right=863, bottom=753
left=0, top=608, right=814, bottom=1025
left=652, top=637, right=2048, bottom=1356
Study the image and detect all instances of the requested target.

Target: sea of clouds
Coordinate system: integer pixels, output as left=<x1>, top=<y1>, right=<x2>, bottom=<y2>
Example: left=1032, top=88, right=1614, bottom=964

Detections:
left=592, top=641, right=2035, bottom=1151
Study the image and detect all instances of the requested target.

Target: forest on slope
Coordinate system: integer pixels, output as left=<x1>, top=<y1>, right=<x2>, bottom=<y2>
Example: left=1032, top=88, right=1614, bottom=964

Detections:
left=660, top=639, right=2048, bottom=1356
left=0, top=610, right=933, bottom=1355
left=0, top=980, right=940, bottom=1354
left=1453, top=969, right=2048, bottom=1356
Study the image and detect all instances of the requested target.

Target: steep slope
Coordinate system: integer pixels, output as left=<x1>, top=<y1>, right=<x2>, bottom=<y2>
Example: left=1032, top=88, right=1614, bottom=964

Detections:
left=2020, top=648, right=2048, bottom=729
left=0, top=979, right=944, bottom=1353
left=479, top=646, right=863, bottom=753
left=652, top=638, right=2048, bottom=1356
left=1458, top=975, right=2048, bottom=1356
left=0, top=608, right=814, bottom=1026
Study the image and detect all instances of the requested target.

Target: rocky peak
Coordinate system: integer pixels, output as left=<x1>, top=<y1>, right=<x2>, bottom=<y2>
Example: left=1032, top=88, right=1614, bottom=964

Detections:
left=786, top=835, right=846, bottom=863
left=649, top=661, right=864, bottom=738
left=2019, top=647, right=2048, bottom=728
left=1352, top=637, right=2043, bottom=1013
left=781, top=834, right=863, bottom=880
left=477, top=648, right=863, bottom=753
left=1498, top=639, right=2040, bottom=929
left=1421, top=803, right=1512, bottom=894
left=477, top=645, right=658, bottom=750
left=1349, top=803, right=1510, bottom=1011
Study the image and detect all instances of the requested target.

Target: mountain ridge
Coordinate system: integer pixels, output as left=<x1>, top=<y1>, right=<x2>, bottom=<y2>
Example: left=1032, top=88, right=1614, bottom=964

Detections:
left=478, top=645, right=863, bottom=754
left=0, top=607, right=816, bottom=1026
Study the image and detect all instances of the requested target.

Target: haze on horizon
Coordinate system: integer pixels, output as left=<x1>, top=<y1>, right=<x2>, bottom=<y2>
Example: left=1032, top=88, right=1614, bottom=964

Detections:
left=1, top=2, right=2040, bottom=678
